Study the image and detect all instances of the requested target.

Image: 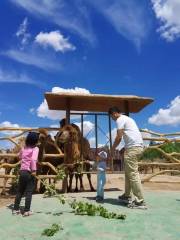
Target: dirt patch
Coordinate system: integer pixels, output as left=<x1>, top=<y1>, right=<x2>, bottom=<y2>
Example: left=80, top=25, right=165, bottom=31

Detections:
left=81, top=173, right=180, bottom=191
left=0, top=173, right=180, bottom=208
left=0, top=195, right=14, bottom=208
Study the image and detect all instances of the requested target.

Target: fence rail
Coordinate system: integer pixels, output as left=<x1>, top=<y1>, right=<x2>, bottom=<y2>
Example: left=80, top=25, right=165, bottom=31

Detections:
left=0, top=127, right=180, bottom=193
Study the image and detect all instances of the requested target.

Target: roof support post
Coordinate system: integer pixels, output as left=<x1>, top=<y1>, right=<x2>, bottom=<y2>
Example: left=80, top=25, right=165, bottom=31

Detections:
left=124, top=100, right=129, bottom=116
left=95, top=114, right=98, bottom=155
left=81, top=114, right=84, bottom=158
left=62, top=99, right=70, bottom=193
left=65, top=99, right=70, bottom=124
left=108, top=114, right=113, bottom=171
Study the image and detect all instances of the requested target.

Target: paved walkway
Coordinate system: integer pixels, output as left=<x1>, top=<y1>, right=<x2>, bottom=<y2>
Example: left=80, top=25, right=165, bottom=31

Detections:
left=0, top=191, right=180, bottom=240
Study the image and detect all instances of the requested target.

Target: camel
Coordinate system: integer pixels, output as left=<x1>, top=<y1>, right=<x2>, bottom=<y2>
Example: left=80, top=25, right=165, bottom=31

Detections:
left=0, top=130, right=64, bottom=194
left=37, top=129, right=64, bottom=192
left=56, top=123, right=95, bottom=192
left=0, top=125, right=94, bottom=194
left=0, top=138, right=24, bottom=195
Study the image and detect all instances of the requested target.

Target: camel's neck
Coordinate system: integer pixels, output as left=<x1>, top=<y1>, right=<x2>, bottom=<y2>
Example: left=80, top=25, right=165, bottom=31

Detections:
left=64, top=142, right=80, bottom=163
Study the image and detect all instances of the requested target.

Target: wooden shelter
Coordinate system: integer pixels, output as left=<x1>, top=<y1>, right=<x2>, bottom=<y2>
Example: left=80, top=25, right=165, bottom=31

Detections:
left=0, top=93, right=153, bottom=193
left=45, top=92, right=153, bottom=158
left=45, top=92, right=153, bottom=118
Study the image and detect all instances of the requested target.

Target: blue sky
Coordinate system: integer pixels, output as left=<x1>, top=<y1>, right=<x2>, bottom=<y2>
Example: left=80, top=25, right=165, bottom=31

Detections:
left=0, top=0, right=180, bottom=147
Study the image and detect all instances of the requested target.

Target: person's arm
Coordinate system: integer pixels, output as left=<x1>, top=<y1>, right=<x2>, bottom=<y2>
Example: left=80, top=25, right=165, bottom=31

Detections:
left=30, top=147, right=39, bottom=175
left=31, top=171, right=36, bottom=177
left=18, top=149, right=23, bottom=159
left=112, top=129, right=124, bottom=152
left=86, top=160, right=95, bottom=166
left=97, top=167, right=104, bottom=171
left=97, top=161, right=106, bottom=171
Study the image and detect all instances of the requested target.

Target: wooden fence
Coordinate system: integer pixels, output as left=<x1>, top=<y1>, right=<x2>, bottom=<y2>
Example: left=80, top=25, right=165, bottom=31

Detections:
left=0, top=127, right=180, bottom=192
left=0, top=127, right=64, bottom=193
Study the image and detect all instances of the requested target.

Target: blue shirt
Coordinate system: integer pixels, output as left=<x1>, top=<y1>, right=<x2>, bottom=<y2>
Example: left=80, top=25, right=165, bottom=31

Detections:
left=97, top=160, right=106, bottom=171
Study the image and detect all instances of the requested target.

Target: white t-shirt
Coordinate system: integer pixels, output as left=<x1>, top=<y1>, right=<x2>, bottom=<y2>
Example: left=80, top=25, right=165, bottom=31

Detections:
left=116, top=115, right=143, bottom=149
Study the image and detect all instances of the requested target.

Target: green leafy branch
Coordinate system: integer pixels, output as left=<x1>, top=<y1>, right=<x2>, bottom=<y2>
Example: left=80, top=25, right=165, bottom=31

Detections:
left=41, top=167, right=66, bottom=197
left=55, top=166, right=66, bottom=181
left=41, top=223, right=63, bottom=237
left=57, top=196, right=126, bottom=220
left=43, top=181, right=57, bottom=198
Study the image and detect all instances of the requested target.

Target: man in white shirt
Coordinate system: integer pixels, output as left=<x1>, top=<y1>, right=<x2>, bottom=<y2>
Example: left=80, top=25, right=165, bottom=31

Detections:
left=109, top=106, right=147, bottom=209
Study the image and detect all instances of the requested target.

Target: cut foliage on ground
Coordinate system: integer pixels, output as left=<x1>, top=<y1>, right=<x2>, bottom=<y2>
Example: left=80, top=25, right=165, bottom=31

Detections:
left=0, top=191, right=180, bottom=240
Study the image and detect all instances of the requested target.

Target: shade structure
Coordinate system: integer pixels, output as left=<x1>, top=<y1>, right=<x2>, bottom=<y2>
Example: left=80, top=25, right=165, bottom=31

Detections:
left=45, top=92, right=153, bottom=113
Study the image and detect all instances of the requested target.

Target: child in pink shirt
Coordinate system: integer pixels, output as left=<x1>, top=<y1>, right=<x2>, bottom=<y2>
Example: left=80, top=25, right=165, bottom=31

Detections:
left=13, top=132, right=39, bottom=217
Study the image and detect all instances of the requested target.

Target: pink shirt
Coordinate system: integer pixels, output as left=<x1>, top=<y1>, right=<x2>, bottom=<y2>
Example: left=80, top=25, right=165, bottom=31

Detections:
left=19, top=146, right=39, bottom=172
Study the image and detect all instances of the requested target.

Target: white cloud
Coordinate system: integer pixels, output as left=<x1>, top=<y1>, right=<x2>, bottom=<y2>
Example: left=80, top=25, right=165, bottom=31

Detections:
left=141, top=130, right=152, bottom=147
left=0, top=121, right=21, bottom=135
left=73, top=121, right=94, bottom=136
left=87, top=0, right=149, bottom=49
left=36, top=86, right=90, bottom=120
left=0, top=121, right=23, bottom=149
left=11, top=0, right=150, bottom=48
left=49, top=124, right=59, bottom=139
left=52, top=86, right=90, bottom=95
left=37, top=99, right=65, bottom=121
left=0, top=121, right=20, bottom=129
left=148, top=96, right=180, bottom=126
left=11, top=0, right=96, bottom=45
left=16, top=17, right=31, bottom=47
left=88, top=137, right=95, bottom=148
left=88, top=137, right=104, bottom=148
left=35, top=31, right=76, bottom=52
left=2, top=49, right=61, bottom=72
left=0, top=67, right=42, bottom=87
left=152, top=0, right=180, bottom=41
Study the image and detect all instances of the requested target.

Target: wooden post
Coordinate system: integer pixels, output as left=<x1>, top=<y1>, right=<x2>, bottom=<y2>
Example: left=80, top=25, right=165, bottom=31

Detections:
left=124, top=100, right=129, bottom=116
left=122, top=100, right=129, bottom=173
left=81, top=114, right=84, bottom=158
left=108, top=114, right=113, bottom=171
left=62, top=98, right=70, bottom=193
left=95, top=114, right=98, bottom=155
left=65, top=99, right=70, bottom=124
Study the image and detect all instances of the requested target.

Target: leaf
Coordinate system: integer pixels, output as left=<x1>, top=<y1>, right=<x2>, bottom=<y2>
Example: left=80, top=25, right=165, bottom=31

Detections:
left=66, top=200, right=126, bottom=220
left=41, top=223, right=63, bottom=237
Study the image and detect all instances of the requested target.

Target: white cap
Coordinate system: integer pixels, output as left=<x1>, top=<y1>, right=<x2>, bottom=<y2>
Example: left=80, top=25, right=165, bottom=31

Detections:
left=98, top=151, right=107, bottom=159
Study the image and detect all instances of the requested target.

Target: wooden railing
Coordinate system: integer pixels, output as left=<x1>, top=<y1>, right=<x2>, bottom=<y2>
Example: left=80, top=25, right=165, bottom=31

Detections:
left=140, top=129, right=180, bottom=182
left=0, top=127, right=180, bottom=189
left=0, top=127, right=64, bottom=193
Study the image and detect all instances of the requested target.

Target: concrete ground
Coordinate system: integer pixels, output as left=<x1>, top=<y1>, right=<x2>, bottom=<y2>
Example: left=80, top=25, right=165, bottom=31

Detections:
left=0, top=190, right=180, bottom=240
left=0, top=174, right=180, bottom=240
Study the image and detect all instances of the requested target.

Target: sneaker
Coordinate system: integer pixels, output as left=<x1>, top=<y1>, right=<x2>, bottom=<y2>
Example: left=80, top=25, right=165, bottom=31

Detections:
left=118, top=193, right=132, bottom=205
left=96, top=196, right=104, bottom=202
left=23, top=211, right=33, bottom=217
left=127, top=200, right=147, bottom=210
left=12, top=210, right=21, bottom=215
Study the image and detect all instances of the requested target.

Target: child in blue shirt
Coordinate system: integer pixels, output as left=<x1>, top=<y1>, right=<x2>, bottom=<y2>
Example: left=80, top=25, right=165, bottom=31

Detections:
left=96, top=151, right=107, bottom=202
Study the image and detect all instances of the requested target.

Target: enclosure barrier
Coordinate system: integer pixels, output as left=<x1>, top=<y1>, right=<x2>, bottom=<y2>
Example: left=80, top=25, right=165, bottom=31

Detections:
left=139, top=129, right=180, bottom=182
left=0, top=127, right=65, bottom=193
left=0, top=127, right=180, bottom=193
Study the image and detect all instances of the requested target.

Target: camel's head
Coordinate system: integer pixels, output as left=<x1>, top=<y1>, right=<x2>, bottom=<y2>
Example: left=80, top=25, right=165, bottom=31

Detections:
left=56, top=125, right=79, bottom=144
left=38, top=129, right=49, bottom=144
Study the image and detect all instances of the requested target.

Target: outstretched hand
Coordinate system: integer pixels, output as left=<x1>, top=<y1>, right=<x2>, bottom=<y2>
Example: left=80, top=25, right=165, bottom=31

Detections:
left=31, top=171, right=36, bottom=177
